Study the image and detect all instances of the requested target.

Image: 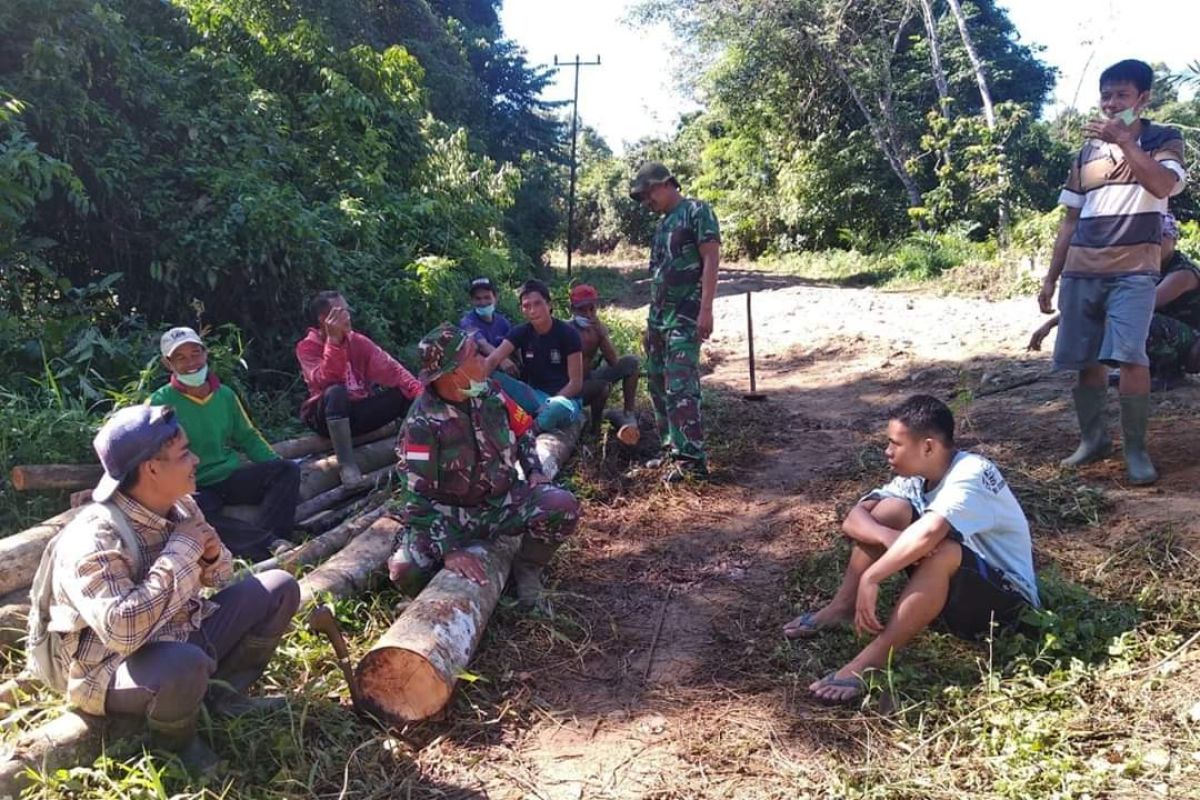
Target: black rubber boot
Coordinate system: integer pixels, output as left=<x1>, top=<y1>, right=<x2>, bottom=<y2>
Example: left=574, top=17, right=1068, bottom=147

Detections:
left=1119, top=394, right=1158, bottom=485
left=146, top=708, right=220, bottom=777
left=327, top=417, right=364, bottom=487
left=511, top=537, right=561, bottom=612
left=1062, top=385, right=1112, bottom=467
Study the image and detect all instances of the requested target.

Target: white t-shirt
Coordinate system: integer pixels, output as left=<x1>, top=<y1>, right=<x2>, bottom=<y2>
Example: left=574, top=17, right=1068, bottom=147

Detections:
left=868, top=451, right=1040, bottom=607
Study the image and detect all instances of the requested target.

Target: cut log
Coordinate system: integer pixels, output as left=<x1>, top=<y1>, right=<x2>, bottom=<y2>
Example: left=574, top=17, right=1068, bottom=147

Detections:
left=294, top=465, right=395, bottom=521
left=9, top=465, right=103, bottom=493
left=355, top=535, right=521, bottom=724
left=296, top=494, right=375, bottom=537
left=0, top=507, right=84, bottom=598
left=0, top=605, right=29, bottom=650
left=254, top=504, right=387, bottom=576
left=9, top=422, right=398, bottom=493
left=535, top=417, right=584, bottom=481
left=0, top=711, right=142, bottom=797
left=298, top=438, right=397, bottom=502
left=297, top=516, right=402, bottom=606
left=270, top=422, right=397, bottom=460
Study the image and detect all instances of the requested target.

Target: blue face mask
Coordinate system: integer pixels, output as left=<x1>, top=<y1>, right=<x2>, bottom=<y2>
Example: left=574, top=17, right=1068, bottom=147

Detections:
left=573, top=315, right=591, bottom=328
left=474, top=304, right=495, bottom=320
left=176, top=365, right=209, bottom=387
left=462, top=379, right=489, bottom=398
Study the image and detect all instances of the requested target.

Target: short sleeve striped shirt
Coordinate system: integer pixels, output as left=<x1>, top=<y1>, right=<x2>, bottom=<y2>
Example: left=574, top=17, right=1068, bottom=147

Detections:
left=1059, top=121, right=1187, bottom=277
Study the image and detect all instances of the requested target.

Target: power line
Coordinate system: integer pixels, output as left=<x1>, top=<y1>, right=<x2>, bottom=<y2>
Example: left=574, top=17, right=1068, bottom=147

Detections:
left=553, top=54, right=601, bottom=277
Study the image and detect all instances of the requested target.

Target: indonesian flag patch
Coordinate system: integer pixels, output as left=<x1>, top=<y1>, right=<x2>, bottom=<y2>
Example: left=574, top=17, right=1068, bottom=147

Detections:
left=500, top=391, right=534, bottom=437
left=405, top=444, right=432, bottom=462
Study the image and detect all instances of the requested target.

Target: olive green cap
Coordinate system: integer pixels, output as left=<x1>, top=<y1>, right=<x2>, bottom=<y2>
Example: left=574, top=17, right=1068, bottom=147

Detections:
left=417, top=323, right=470, bottom=385
left=629, top=161, right=679, bottom=201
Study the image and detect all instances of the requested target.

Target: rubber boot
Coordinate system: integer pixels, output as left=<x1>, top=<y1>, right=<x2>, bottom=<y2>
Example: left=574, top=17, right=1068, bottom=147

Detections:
left=1061, top=385, right=1112, bottom=467
left=511, top=537, right=560, bottom=612
left=1119, top=394, right=1158, bottom=485
left=206, top=633, right=288, bottom=718
left=327, top=417, right=364, bottom=487
left=146, top=708, right=220, bottom=777
left=1185, top=339, right=1200, bottom=374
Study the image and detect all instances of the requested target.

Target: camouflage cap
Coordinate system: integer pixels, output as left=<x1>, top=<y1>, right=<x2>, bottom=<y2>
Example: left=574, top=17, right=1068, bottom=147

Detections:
left=629, top=161, right=679, bottom=201
left=417, top=323, right=471, bottom=385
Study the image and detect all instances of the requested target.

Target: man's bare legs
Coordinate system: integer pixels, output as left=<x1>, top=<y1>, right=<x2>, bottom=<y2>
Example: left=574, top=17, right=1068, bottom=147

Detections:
left=783, top=498, right=912, bottom=635
left=808, top=539, right=961, bottom=702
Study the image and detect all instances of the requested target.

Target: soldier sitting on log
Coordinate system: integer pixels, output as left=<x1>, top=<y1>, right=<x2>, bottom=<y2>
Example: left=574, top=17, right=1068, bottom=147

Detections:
left=30, top=406, right=300, bottom=774
left=386, top=324, right=580, bottom=611
left=150, top=326, right=301, bottom=561
left=568, top=283, right=641, bottom=444
left=296, top=290, right=423, bottom=487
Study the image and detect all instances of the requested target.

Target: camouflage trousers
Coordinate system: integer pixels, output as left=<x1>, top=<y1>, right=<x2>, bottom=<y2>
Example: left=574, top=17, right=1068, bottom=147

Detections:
left=393, top=483, right=580, bottom=572
left=1146, top=313, right=1199, bottom=378
left=645, top=325, right=705, bottom=465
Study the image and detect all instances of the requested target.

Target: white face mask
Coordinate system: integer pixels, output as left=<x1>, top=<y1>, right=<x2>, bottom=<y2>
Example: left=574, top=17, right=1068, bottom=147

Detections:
left=176, top=365, right=209, bottom=387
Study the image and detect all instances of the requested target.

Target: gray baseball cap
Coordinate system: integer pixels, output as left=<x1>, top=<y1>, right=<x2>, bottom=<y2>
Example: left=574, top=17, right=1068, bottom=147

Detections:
left=92, top=405, right=182, bottom=502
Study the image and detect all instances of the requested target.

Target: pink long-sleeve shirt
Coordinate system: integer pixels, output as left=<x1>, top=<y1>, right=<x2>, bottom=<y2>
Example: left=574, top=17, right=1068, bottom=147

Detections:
left=296, top=328, right=422, bottom=419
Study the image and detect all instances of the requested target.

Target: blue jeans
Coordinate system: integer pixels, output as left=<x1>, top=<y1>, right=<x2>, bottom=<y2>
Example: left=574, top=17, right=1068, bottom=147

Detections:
left=493, top=373, right=582, bottom=433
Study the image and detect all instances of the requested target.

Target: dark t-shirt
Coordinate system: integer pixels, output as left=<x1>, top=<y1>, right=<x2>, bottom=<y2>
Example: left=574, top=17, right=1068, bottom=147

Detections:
left=506, top=319, right=582, bottom=395
left=1158, top=251, right=1200, bottom=329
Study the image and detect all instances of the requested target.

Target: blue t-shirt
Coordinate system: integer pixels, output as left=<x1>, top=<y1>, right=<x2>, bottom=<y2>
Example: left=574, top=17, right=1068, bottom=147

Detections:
left=459, top=310, right=512, bottom=349
left=505, top=319, right=582, bottom=396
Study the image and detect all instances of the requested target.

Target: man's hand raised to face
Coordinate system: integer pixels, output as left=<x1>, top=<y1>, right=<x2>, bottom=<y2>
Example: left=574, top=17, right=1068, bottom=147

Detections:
left=1083, top=116, right=1136, bottom=147
left=323, top=307, right=352, bottom=343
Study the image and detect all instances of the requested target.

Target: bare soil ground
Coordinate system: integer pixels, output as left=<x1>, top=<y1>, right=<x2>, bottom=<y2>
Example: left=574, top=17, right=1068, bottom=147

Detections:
left=8, top=268, right=1200, bottom=800
left=369, top=268, right=1200, bottom=799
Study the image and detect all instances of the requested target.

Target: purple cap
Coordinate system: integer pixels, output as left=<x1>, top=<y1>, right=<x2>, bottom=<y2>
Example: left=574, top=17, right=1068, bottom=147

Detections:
left=92, top=405, right=181, bottom=502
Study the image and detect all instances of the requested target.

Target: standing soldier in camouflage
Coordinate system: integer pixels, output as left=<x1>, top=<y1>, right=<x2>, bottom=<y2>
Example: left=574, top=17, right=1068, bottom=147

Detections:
left=630, top=162, right=721, bottom=483
left=386, top=324, right=581, bottom=610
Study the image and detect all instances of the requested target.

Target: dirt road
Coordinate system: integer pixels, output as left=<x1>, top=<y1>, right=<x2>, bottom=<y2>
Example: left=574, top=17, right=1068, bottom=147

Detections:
left=421, top=271, right=1200, bottom=799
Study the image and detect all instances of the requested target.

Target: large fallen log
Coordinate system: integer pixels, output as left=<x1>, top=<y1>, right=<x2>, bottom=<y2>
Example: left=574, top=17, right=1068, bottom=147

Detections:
left=297, top=516, right=402, bottom=606
left=9, top=422, right=399, bottom=493
left=0, top=605, right=29, bottom=650
left=296, top=494, right=376, bottom=537
left=0, top=507, right=85, bottom=598
left=293, top=464, right=394, bottom=522
left=355, top=535, right=521, bottom=724
left=298, top=438, right=397, bottom=502
left=0, top=710, right=143, bottom=797
left=535, top=417, right=584, bottom=481
left=269, top=422, right=397, bottom=460
left=253, top=504, right=387, bottom=576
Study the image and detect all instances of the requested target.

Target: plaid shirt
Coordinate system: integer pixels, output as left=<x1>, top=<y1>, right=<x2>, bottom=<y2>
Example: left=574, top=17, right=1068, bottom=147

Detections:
left=50, top=492, right=233, bottom=715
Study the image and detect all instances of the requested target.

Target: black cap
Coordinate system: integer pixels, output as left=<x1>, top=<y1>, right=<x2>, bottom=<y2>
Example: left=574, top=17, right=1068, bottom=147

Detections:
left=469, top=277, right=495, bottom=295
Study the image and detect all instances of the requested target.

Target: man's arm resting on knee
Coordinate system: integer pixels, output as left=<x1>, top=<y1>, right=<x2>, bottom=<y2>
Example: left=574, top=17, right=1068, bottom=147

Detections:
left=861, top=513, right=951, bottom=585
left=842, top=500, right=901, bottom=548
left=485, top=340, right=516, bottom=375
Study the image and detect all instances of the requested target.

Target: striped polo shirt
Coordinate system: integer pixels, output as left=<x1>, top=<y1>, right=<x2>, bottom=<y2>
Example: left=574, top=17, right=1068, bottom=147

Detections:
left=1059, top=120, right=1187, bottom=277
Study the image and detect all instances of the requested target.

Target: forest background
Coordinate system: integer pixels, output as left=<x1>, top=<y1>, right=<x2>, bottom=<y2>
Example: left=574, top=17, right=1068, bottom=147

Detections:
left=2, top=0, right=1198, bottom=531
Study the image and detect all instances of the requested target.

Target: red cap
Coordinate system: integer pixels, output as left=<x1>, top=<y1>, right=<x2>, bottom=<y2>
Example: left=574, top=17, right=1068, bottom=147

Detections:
left=570, top=284, right=599, bottom=308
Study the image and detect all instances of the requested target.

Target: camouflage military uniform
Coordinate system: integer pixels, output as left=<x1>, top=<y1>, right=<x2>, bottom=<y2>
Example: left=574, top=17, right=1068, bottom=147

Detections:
left=646, top=197, right=721, bottom=467
left=389, top=325, right=580, bottom=573
left=1146, top=251, right=1200, bottom=377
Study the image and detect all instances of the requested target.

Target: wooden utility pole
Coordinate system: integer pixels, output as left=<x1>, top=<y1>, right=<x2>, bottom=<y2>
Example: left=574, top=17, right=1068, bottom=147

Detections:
left=553, top=54, right=601, bottom=277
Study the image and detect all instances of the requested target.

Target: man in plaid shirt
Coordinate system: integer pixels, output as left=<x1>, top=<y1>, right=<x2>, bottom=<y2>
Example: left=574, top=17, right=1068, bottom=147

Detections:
left=46, top=405, right=300, bottom=773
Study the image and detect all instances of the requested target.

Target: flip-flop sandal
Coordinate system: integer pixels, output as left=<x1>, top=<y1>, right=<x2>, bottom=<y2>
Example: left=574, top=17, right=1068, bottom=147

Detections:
left=810, top=672, right=867, bottom=706
left=782, top=611, right=825, bottom=639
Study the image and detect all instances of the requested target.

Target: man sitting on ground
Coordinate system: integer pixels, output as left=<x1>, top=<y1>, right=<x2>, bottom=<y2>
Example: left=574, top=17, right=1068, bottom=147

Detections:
left=1029, top=213, right=1200, bottom=387
left=150, top=327, right=300, bottom=560
left=296, top=291, right=422, bottom=485
left=783, top=395, right=1040, bottom=705
left=387, top=324, right=580, bottom=610
left=569, top=284, right=641, bottom=444
left=483, top=279, right=584, bottom=435
left=35, top=405, right=300, bottom=772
